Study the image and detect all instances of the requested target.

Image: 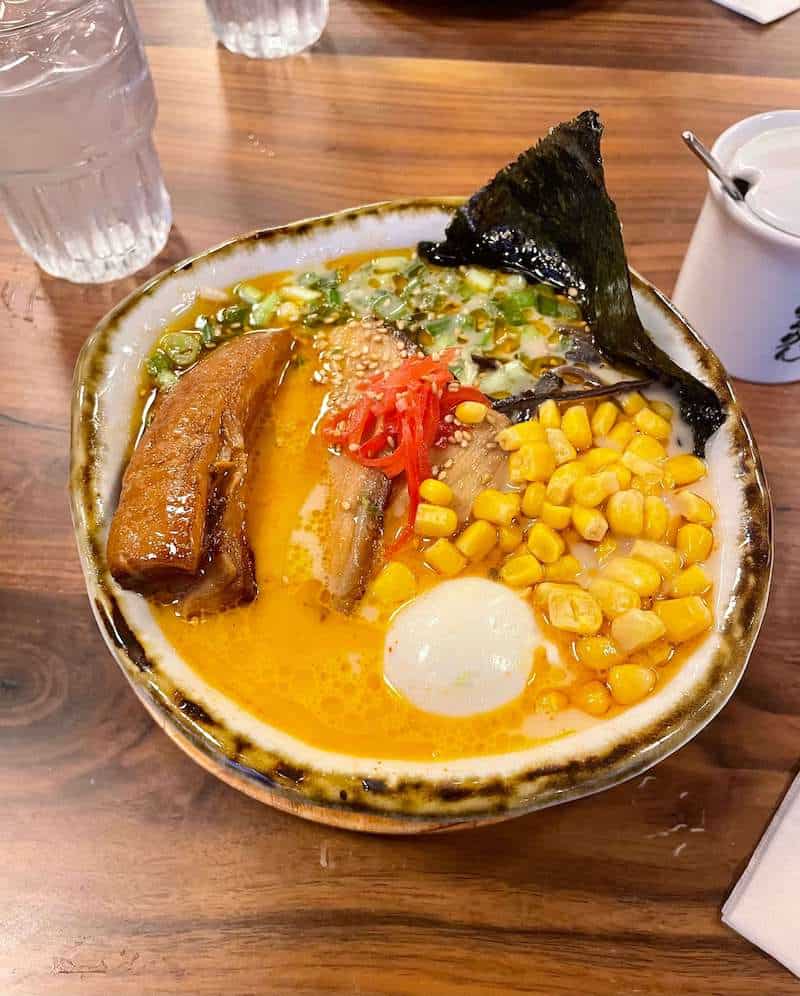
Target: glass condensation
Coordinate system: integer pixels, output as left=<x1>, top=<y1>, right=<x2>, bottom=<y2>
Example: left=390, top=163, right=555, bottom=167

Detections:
left=0, top=0, right=171, bottom=283
left=205, top=0, right=329, bottom=59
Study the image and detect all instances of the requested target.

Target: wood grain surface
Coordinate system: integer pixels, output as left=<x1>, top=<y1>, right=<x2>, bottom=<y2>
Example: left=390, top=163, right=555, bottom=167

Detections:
left=2, top=2, right=800, bottom=993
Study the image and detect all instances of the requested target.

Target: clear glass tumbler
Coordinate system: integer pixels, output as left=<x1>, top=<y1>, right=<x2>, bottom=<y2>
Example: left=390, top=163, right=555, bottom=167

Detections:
left=0, top=0, right=172, bottom=283
left=205, top=0, right=329, bottom=59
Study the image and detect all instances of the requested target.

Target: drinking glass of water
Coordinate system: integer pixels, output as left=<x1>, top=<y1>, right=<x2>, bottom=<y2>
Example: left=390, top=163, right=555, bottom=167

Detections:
left=205, top=0, right=329, bottom=59
left=0, top=0, right=172, bottom=284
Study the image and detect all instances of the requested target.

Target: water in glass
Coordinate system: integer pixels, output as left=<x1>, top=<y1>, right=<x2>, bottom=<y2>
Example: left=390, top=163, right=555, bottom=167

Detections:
left=0, top=0, right=172, bottom=283
left=205, top=0, right=329, bottom=59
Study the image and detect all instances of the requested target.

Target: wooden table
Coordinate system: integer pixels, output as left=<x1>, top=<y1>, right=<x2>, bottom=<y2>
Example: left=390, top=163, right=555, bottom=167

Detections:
left=2, top=2, right=800, bottom=993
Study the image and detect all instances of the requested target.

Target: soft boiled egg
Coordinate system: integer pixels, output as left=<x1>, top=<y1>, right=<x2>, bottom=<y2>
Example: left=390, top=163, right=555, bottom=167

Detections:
left=384, top=577, right=549, bottom=717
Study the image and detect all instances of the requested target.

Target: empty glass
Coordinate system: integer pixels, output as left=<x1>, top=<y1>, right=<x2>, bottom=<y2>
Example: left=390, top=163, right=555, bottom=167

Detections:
left=0, top=0, right=172, bottom=283
left=205, top=0, right=329, bottom=59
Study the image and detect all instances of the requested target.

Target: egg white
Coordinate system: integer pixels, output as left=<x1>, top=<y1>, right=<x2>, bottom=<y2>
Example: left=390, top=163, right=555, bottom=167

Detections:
left=383, top=577, right=548, bottom=717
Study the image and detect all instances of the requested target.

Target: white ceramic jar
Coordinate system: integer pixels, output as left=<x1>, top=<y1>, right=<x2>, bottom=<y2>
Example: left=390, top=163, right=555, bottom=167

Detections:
left=674, top=110, right=800, bottom=384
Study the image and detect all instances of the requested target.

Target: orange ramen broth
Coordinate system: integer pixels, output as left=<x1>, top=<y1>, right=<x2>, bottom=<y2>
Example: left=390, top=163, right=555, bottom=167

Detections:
left=150, top=252, right=705, bottom=763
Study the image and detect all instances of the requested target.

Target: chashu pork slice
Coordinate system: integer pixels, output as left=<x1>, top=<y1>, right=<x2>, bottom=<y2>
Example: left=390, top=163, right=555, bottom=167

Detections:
left=435, top=408, right=510, bottom=522
left=107, top=329, right=293, bottom=615
left=315, top=318, right=418, bottom=613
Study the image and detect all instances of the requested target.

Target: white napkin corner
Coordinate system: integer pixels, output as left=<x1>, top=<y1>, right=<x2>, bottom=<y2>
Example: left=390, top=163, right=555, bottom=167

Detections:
left=722, top=773, right=800, bottom=978
left=711, top=0, right=800, bottom=22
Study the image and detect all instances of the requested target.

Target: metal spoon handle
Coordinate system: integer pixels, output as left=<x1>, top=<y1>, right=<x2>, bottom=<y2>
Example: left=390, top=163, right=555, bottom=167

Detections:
left=682, top=130, right=745, bottom=202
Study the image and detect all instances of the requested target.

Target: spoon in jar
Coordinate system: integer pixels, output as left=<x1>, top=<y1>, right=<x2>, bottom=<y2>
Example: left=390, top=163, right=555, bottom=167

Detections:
left=682, top=130, right=749, bottom=202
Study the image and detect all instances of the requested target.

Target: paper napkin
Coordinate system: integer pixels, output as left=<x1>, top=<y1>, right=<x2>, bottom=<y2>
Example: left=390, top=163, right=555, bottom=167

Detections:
left=711, top=0, right=800, bottom=23
left=722, top=773, right=800, bottom=978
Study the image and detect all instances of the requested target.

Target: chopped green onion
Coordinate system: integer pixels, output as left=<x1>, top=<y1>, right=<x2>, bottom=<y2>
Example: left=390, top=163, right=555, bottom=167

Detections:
left=536, top=293, right=559, bottom=317
left=160, top=331, right=202, bottom=368
left=298, top=271, right=322, bottom=288
left=250, top=291, right=279, bottom=327
left=426, top=315, right=457, bottom=337
left=372, top=255, right=408, bottom=273
left=464, top=267, right=496, bottom=293
left=557, top=298, right=581, bottom=320
left=146, top=348, right=172, bottom=378
left=280, top=284, right=322, bottom=304
left=235, top=282, right=265, bottom=304
left=218, top=304, right=250, bottom=325
left=156, top=369, right=178, bottom=390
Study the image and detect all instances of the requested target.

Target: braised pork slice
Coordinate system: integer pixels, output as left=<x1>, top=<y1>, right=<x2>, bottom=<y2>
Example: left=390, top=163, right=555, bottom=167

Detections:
left=314, top=319, right=417, bottom=612
left=107, top=330, right=293, bottom=615
left=436, top=409, right=510, bottom=522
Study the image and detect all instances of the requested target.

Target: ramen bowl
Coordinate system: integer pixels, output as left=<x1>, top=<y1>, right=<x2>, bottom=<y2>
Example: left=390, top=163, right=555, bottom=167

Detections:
left=70, top=200, right=772, bottom=833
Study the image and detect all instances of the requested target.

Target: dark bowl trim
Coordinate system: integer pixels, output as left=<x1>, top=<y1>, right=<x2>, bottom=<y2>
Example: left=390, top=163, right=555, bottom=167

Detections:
left=70, top=200, right=773, bottom=829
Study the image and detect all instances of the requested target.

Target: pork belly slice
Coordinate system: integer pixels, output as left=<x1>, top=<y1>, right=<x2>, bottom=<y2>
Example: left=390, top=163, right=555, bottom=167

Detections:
left=316, top=319, right=417, bottom=613
left=107, top=330, right=293, bottom=615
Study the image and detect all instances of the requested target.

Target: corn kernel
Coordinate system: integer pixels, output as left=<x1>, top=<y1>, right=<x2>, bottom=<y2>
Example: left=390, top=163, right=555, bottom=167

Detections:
left=629, top=639, right=672, bottom=669
left=603, top=556, right=661, bottom=596
left=631, top=539, right=682, bottom=578
left=424, top=539, right=467, bottom=577
left=498, top=523, right=523, bottom=554
left=497, top=419, right=545, bottom=451
left=371, top=562, right=417, bottom=605
left=536, top=689, right=569, bottom=714
left=509, top=441, right=556, bottom=483
left=573, top=680, right=612, bottom=716
left=541, top=501, right=572, bottom=530
left=675, top=490, right=715, bottom=526
left=527, top=522, right=566, bottom=563
left=649, top=399, right=674, bottom=421
left=454, top=401, right=488, bottom=425
left=655, top=596, right=713, bottom=642
left=606, top=489, right=645, bottom=537
left=665, top=513, right=682, bottom=546
left=595, top=534, right=618, bottom=564
left=546, top=461, right=587, bottom=504
left=561, top=405, right=593, bottom=451
left=545, top=555, right=581, bottom=582
left=547, top=587, right=603, bottom=635
left=538, top=399, right=561, bottom=429
left=620, top=392, right=647, bottom=416
left=521, top=481, right=547, bottom=518
left=533, top=581, right=583, bottom=610
left=588, top=577, right=641, bottom=618
left=665, top=454, right=707, bottom=487
left=572, top=504, right=609, bottom=543
left=634, top=407, right=671, bottom=441
left=627, top=433, right=667, bottom=463
left=581, top=446, right=620, bottom=472
left=621, top=450, right=663, bottom=479
left=574, top=636, right=624, bottom=671
left=414, top=503, right=458, bottom=538
left=472, top=488, right=521, bottom=527
left=608, top=462, right=633, bottom=489
left=455, top=520, right=497, bottom=561
left=419, top=478, right=454, bottom=506
left=591, top=401, right=619, bottom=438
left=668, top=564, right=712, bottom=598
left=632, top=474, right=664, bottom=498
left=676, top=523, right=713, bottom=565
left=545, top=427, right=577, bottom=466
left=500, top=553, right=544, bottom=588
left=607, top=419, right=636, bottom=451
left=573, top=470, right=620, bottom=508
left=607, top=662, right=658, bottom=704
left=644, top=496, right=669, bottom=541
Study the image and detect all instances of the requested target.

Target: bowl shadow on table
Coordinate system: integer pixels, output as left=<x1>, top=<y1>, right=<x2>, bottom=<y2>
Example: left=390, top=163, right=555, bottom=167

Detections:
left=37, top=225, right=194, bottom=381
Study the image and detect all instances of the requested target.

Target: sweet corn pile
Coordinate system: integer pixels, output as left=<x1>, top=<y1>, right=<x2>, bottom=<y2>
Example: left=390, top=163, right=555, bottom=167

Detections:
left=373, top=391, right=716, bottom=720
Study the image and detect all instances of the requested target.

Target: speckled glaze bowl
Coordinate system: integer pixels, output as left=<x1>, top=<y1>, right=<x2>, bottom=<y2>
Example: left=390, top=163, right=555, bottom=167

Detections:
left=70, top=200, right=772, bottom=833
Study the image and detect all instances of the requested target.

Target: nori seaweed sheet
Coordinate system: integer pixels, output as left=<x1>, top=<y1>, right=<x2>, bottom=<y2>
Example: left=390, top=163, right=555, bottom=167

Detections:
left=419, top=110, right=725, bottom=454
